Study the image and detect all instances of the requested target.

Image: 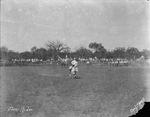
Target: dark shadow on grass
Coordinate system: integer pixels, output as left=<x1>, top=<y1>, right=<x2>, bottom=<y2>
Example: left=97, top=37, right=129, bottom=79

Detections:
left=73, top=76, right=82, bottom=79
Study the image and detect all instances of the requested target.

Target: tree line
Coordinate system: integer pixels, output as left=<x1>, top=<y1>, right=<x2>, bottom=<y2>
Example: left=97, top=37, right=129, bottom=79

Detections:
left=1, top=40, right=150, bottom=61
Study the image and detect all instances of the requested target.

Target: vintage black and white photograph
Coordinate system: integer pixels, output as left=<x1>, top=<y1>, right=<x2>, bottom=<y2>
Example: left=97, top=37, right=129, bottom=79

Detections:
left=1, top=0, right=150, bottom=117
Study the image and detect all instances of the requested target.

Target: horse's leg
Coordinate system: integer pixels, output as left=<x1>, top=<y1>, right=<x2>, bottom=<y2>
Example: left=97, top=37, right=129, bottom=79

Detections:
left=61, top=63, right=63, bottom=68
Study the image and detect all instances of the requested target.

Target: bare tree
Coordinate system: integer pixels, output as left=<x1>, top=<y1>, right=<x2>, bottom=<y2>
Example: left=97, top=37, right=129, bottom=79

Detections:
left=89, top=42, right=106, bottom=58
left=46, top=40, right=70, bottom=60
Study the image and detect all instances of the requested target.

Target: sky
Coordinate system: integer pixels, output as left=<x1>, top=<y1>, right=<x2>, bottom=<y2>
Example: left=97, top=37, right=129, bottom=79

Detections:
left=1, top=0, right=150, bottom=52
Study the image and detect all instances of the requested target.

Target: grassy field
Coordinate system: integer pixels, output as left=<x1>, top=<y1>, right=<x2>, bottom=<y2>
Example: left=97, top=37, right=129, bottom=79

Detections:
left=0, top=64, right=149, bottom=117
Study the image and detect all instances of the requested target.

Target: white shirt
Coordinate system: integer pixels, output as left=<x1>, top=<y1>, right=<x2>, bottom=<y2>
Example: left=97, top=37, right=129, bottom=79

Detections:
left=71, top=60, right=78, bottom=66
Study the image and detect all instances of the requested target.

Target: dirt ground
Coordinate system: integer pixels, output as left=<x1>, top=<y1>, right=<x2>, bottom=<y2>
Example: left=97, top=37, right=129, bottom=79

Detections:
left=0, top=64, right=149, bottom=117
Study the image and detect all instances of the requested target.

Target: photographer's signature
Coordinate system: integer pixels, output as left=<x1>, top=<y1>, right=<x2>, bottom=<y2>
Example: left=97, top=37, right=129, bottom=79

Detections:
left=7, top=106, right=33, bottom=113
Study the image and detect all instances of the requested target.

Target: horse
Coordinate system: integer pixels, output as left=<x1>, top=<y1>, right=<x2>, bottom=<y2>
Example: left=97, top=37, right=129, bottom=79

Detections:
left=57, top=55, right=71, bottom=68
left=60, top=59, right=70, bottom=67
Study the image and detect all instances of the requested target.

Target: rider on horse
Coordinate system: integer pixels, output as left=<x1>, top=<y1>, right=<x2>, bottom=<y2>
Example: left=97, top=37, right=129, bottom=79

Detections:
left=69, top=58, right=78, bottom=78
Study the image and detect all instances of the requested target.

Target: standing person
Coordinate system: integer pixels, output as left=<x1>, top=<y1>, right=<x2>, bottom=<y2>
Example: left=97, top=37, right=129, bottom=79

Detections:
left=69, top=58, right=78, bottom=78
